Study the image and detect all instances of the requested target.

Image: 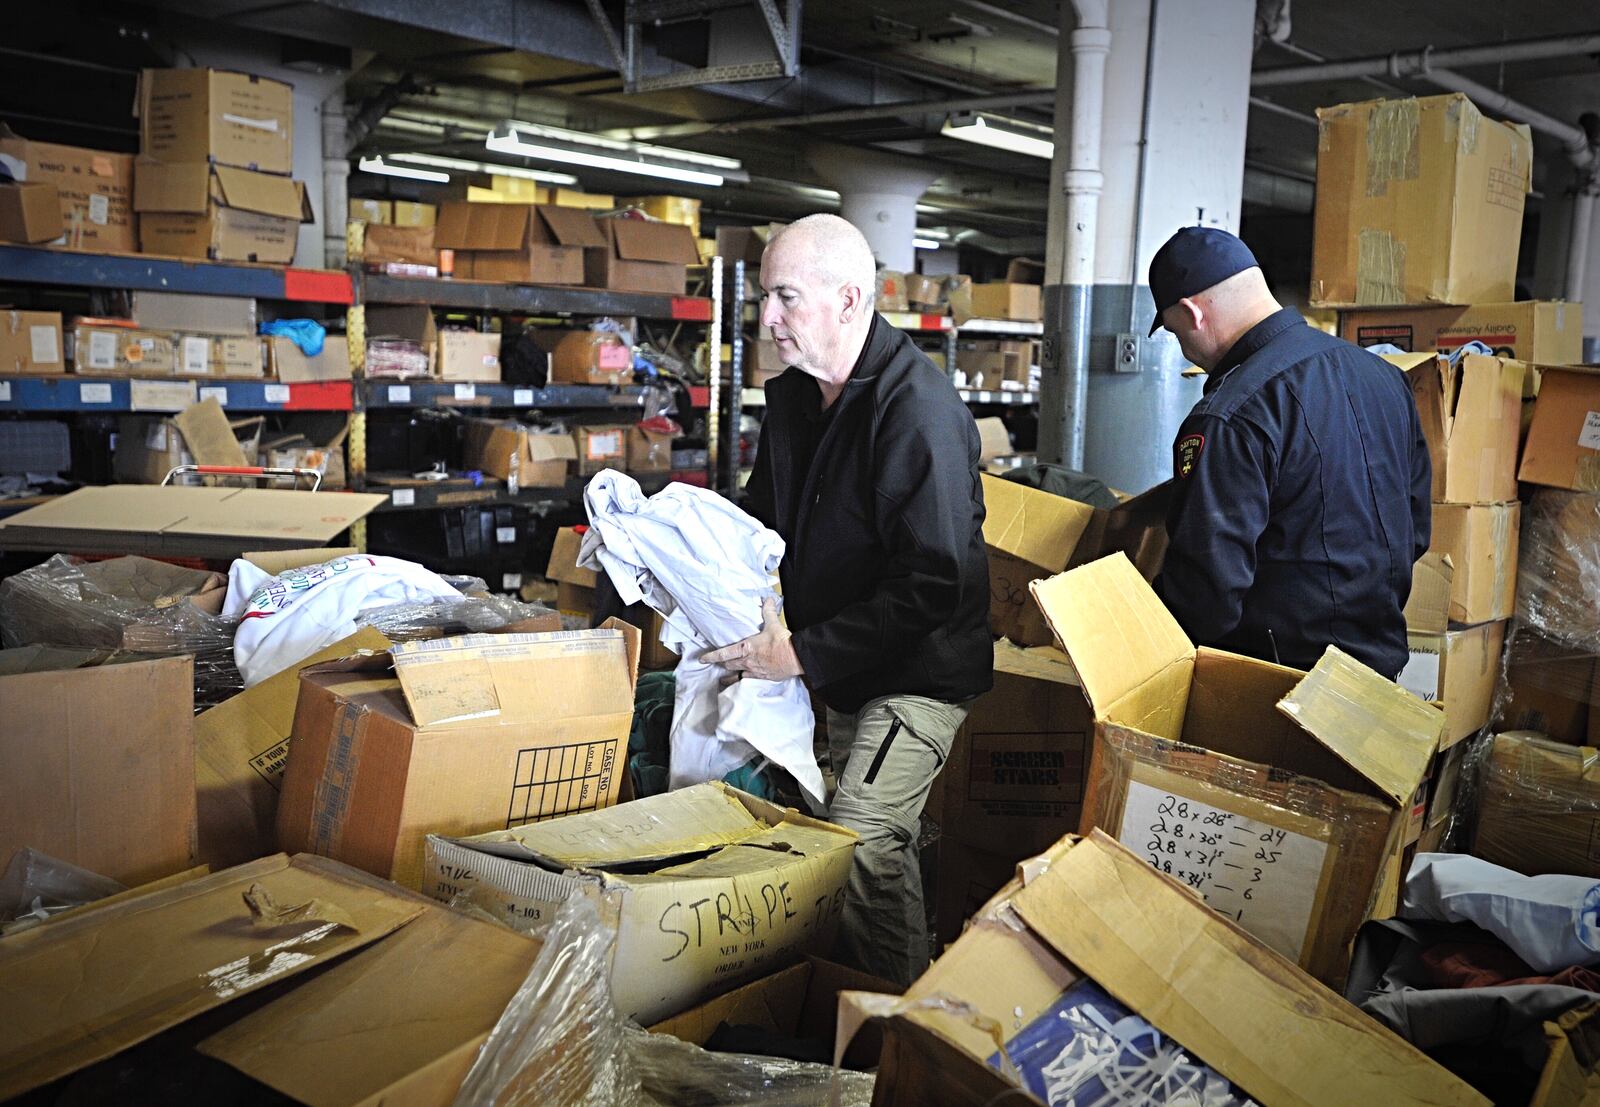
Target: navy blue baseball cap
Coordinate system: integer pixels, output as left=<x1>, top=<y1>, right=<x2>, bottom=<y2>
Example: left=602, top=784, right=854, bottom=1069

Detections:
left=1147, top=227, right=1259, bottom=335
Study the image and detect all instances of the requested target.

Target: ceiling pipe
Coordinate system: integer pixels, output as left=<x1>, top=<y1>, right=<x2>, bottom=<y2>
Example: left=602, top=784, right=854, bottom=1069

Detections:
left=1422, top=68, right=1594, bottom=170
left=957, top=0, right=1060, bottom=37
left=1252, top=31, right=1600, bottom=88
left=1249, top=95, right=1318, bottom=128
left=607, top=89, right=1059, bottom=141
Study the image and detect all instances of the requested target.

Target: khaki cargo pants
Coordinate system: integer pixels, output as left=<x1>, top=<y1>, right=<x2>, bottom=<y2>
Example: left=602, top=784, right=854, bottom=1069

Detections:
left=825, top=693, right=968, bottom=987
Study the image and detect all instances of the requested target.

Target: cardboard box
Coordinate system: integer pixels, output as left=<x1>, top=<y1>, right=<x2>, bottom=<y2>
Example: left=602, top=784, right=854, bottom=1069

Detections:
left=198, top=894, right=541, bottom=1107
left=956, top=338, right=1034, bottom=385
left=1387, top=351, right=1525, bottom=503
left=585, top=216, right=699, bottom=294
left=974, top=416, right=1011, bottom=463
left=350, top=197, right=392, bottom=223
left=422, top=781, right=857, bottom=1023
left=436, top=328, right=502, bottom=382
left=0, top=309, right=64, bottom=374
left=714, top=222, right=783, bottom=268
left=138, top=67, right=295, bottom=174
left=943, top=641, right=1089, bottom=858
left=362, top=222, right=436, bottom=266
left=0, top=484, right=385, bottom=559
left=1311, top=93, right=1532, bottom=307
left=1519, top=365, right=1600, bottom=492
left=72, top=321, right=176, bottom=375
left=965, top=282, right=1042, bottom=323
left=906, top=271, right=946, bottom=311
left=1399, top=619, right=1506, bottom=747
left=267, top=333, right=349, bottom=382
left=876, top=270, right=910, bottom=312
left=136, top=161, right=312, bottom=264
left=628, top=424, right=675, bottom=472
left=649, top=954, right=896, bottom=1069
left=0, top=647, right=195, bottom=887
left=113, top=411, right=264, bottom=484
left=1034, top=553, right=1444, bottom=987
left=0, top=853, right=425, bottom=1102
left=0, top=131, right=136, bottom=252
left=131, top=291, right=256, bottom=336
left=553, top=187, right=613, bottom=210
left=392, top=200, right=436, bottom=227
left=194, top=627, right=390, bottom=870
left=934, top=837, right=1026, bottom=947
left=463, top=417, right=576, bottom=489
left=434, top=201, right=603, bottom=283
left=574, top=423, right=630, bottom=476
left=854, top=832, right=1488, bottom=1107
left=1341, top=301, right=1582, bottom=380
left=0, top=180, right=64, bottom=243
left=1413, top=501, right=1519, bottom=624
left=1498, top=632, right=1599, bottom=745
left=260, top=424, right=347, bottom=489
left=981, top=473, right=1168, bottom=646
left=545, top=525, right=598, bottom=620
left=173, top=333, right=265, bottom=378
left=1475, top=730, right=1600, bottom=879
left=550, top=329, right=631, bottom=386
left=277, top=623, right=640, bottom=888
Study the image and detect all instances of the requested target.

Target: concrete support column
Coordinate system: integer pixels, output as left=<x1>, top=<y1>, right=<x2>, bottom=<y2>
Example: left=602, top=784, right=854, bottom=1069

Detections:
left=322, top=86, right=349, bottom=269
left=1038, top=0, right=1254, bottom=490
left=808, top=147, right=936, bottom=271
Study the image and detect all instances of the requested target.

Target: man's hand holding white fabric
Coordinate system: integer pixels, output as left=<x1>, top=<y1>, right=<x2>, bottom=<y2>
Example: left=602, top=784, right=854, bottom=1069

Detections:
left=702, top=597, right=803, bottom=682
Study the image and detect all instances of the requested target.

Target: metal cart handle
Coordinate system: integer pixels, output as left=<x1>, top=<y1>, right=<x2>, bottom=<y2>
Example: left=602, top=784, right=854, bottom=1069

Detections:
left=161, top=465, right=324, bottom=492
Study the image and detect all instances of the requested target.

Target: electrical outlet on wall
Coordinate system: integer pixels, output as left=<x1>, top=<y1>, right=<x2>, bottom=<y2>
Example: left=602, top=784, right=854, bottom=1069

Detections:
left=1114, top=333, right=1141, bottom=373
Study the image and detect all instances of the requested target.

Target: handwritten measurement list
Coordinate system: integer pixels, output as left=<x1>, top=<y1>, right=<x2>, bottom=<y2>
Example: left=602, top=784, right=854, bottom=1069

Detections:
left=1117, top=780, right=1329, bottom=960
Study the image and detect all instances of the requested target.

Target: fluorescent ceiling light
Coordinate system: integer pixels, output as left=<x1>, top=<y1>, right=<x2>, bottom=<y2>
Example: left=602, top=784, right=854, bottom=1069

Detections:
left=487, top=124, right=743, bottom=187
left=942, top=114, right=1055, bottom=160
left=357, top=156, right=449, bottom=183
left=386, top=152, right=579, bottom=186
left=913, top=238, right=942, bottom=249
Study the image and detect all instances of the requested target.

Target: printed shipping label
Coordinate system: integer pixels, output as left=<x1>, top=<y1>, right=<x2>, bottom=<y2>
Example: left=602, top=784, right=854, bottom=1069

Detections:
left=1118, top=780, right=1329, bottom=961
left=183, top=336, right=211, bottom=376
left=1579, top=411, right=1600, bottom=451
left=87, top=330, right=117, bottom=370
left=29, top=326, right=58, bottom=365
left=88, top=193, right=109, bottom=225
left=1399, top=649, right=1442, bottom=702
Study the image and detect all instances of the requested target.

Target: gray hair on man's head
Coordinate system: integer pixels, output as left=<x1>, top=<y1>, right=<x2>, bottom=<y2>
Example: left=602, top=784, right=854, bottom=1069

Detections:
left=769, top=213, right=878, bottom=306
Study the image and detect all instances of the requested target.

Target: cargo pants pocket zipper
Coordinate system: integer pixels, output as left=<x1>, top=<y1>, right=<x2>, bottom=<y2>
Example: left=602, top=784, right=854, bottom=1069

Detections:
left=862, top=718, right=903, bottom=786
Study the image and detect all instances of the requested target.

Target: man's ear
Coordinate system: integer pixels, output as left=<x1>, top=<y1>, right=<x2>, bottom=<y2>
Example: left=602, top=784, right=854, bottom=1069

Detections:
left=1177, top=296, right=1205, bottom=330
left=839, top=282, right=864, bottom=323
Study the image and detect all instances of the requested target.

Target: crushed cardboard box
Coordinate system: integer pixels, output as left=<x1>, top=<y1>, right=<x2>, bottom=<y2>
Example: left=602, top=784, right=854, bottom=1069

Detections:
left=278, top=623, right=640, bottom=888
left=463, top=417, right=576, bottom=489
left=1412, top=501, right=1519, bottom=625
left=1032, top=553, right=1443, bottom=987
left=1386, top=351, right=1526, bottom=504
left=0, top=648, right=196, bottom=887
left=424, top=781, right=858, bottom=1023
left=0, top=853, right=424, bottom=1101
left=1399, top=619, right=1506, bottom=748
left=850, top=831, right=1488, bottom=1107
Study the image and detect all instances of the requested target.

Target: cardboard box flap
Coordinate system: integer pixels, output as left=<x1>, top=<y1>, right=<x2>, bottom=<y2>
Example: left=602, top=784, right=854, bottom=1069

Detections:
left=993, top=638, right=1081, bottom=687
left=133, top=161, right=210, bottom=214
left=1378, top=351, right=1440, bottom=373
left=455, top=780, right=772, bottom=870
left=1277, top=646, right=1443, bottom=807
left=211, top=165, right=310, bottom=222
left=537, top=204, right=607, bottom=247
left=1005, top=832, right=1489, bottom=1107
left=1030, top=553, right=1193, bottom=716
left=1403, top=551, right=1453, bottom=635
left=0, top=853, right=425, bottom=1102
left=433, top=201, right=528, bottom=250
left=611, top=218, right=701, bottom=264
left=526, top=432, right=579, bottom=462
left=981, top=474, right=1096, bottom=573
left=390, top=627, right=638, bottom=728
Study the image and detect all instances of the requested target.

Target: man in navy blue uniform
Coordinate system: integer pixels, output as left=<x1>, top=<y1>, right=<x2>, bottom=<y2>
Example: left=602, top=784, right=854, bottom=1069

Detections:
left=1147, top=227, right=1430, bottom=679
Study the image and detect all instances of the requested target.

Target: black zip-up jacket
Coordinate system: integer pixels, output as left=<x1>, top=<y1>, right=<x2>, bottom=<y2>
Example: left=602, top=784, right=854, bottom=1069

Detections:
left=745, top=314, right=993, bottom=714
left=1154, top=308, right=1431, bottom=678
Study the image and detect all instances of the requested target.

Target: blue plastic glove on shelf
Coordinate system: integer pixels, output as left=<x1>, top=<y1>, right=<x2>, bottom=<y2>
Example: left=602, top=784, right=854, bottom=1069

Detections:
left=260, top=319, right=327, bottom=357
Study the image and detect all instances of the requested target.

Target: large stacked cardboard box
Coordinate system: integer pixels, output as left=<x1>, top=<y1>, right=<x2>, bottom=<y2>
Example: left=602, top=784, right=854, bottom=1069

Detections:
left=133, top=68, right=312, bottom=264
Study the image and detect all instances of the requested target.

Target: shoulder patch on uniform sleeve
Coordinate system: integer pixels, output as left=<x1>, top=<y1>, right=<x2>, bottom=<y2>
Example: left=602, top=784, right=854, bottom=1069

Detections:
left=1176, top=433, right=1206, bottom=478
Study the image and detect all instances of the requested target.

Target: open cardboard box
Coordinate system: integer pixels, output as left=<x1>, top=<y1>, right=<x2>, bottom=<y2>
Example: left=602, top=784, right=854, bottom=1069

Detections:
left=1384, top=351, right=1527, bottom=504
left=423, top=781, right=858, bottom=1023
left=463, top=417, right=577, bottom=489
left=981, top=473, right=1169, bottom=646
left=1033, top=553, right=1444, bottom=987
left=277, top=621, right=640, bottom=889
left=847, top=831, right=1487, bottom=1106
left=434, top=201, right=605, bottom=284
left=135, top=161, right=312, bottom=265
left=1520, top=364, right=1600, bottom=492
left=585, top=216, right=700, bottom=294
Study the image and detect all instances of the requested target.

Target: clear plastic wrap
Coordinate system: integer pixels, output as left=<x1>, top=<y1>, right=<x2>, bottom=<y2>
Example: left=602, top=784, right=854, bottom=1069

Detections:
left=1471, top=728, right=1600, bottom=879
left=0, top=554, right=243, bottom=711
left=356, top=591, right=574, bottom=640
left=0, top=848, right=124, bottom=935
left=1517, top=489, right=1600, bottom=654
left=452, top=888, right=872, bottom=1107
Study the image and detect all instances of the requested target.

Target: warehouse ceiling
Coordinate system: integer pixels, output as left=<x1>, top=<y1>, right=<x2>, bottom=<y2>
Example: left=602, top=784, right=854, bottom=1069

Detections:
left=2, top=0, right=1598, bottom=255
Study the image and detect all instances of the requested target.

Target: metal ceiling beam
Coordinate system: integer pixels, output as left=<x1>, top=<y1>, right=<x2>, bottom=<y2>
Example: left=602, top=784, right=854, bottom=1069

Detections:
left=1252, top=31, right=1600, bottom=87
